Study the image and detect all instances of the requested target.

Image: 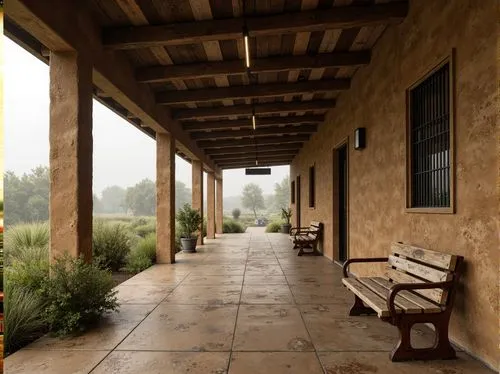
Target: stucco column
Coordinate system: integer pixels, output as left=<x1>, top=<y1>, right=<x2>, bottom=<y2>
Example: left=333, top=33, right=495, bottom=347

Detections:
left=49, top=51, right=93, bottom=263
left=216, top=177, right=223, bottom=234
left=156, top=132, right=176, bottom=264
left=192, top=160, right=204, bottom=245
left=206, top=172, right=215, bottom=239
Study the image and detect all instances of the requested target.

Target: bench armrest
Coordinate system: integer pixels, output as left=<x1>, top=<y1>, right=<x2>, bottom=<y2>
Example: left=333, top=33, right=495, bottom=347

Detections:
left=386, top=281, right=453, bottom=322
left=342, top=257, right=389, bottom=278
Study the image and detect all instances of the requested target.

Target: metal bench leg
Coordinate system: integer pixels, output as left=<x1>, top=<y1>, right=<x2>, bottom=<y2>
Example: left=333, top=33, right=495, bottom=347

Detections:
left=349, top=295, right=376, bottom=316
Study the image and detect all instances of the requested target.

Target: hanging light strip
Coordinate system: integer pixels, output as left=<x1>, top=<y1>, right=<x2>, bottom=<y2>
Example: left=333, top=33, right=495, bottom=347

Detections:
left=252, top=114, right=256, bottom=130
left=243, top=27, right=250, bottom=68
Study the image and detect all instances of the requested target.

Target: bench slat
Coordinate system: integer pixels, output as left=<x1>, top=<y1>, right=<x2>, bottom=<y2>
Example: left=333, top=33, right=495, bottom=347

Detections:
left=385, top=267, right=448, bottom=305
left=370, top=277, right=442, bottom=313
left=388, top=255, right=452, bottom=283
left=358, top=278, right=423, bottom=314
left=342, top=278, right=401, bottom=317
left=391, top=242, right=457, bottom=271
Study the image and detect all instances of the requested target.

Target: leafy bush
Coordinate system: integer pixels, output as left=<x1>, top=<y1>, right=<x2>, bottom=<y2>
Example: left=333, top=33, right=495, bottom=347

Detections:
left=5, top=246, right=49, bottom=292
left=134, top=223, right=156, bottom=238
left=232, top=208, right=241, bottom=219
left=125, top=233, right=156, bottom=273
left=41, top=254, right=119, bottom=336
left=5, top=222, right=49, bottom=261
left=175, top=221, right=182, bottom=253
left=265, top=220, right=283, bottom=233
left=92, top=220, right=132, bottom=271
left=223, top=219, right=246, bottom=233
left=4, top=282, right=47, bottom=355
left=176, top=204, right=202, bottom=238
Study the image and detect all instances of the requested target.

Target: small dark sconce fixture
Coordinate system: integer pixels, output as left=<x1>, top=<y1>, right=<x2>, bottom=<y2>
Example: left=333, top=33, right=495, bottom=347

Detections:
left=354, top=127, right=366, bottom=150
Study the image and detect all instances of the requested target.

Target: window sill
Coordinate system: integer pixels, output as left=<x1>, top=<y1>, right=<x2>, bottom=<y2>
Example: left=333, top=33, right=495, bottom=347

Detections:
left=405, top=207, right=454, bottom=214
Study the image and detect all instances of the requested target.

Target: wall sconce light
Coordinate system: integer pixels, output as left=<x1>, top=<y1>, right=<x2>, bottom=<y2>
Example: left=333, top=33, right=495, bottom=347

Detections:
left=354, top=127, right=366, bottom=150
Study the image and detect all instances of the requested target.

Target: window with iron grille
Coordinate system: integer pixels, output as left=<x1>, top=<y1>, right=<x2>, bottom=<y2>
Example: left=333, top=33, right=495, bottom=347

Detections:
left=291, top=181, right=295, bottom=204
left=309, top=165, right=315, bottom=208
left=409, top=62, right=451, bottom=209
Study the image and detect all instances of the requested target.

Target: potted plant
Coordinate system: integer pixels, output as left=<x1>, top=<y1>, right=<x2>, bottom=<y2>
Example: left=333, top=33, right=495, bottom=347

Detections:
left=176, top=203, right=203, bottom=253
left=280, top=208, right=292, bottom=234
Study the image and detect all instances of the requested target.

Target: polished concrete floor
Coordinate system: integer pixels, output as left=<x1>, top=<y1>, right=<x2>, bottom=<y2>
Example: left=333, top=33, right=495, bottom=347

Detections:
left=5, top=228, right=494, bottom=373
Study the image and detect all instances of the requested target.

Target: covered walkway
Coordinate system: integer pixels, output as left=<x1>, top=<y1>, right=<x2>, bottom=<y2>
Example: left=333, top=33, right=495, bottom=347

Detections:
left=5, top=228, right=493, bottom=374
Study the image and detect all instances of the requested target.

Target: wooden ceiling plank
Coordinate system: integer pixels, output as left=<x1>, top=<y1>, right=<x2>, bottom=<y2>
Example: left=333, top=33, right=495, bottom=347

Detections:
left=219, top=161, right=291, bottom=169
left=103, top=2, right=408, bottom=49
left=211, top=150, right=298, bottom=160
left=205, top=142, right=303, bottom=154
left=157, top=78, right=349, bottom=104
left=198, top=134, right=310, bottom=148
left=191, top=124, right=318, bottom=140
left=174, top=99, right=334, bottom=119
left=219, top=156, right=294, bottom=165
left=183, top=114, right=323, bottom=131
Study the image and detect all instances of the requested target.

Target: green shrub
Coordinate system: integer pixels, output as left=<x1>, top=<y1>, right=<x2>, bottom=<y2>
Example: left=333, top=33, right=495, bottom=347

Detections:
left=175, top=221, right=182, bottom=252
left=4, top=282, right=47, bottom=355
left=265, top=221, right=283, bottom=233
left=232, top=208, right=241, bottom=220
left=5, top=222, right=49, bottom=261
left=92, top=221, right=132, bottom=271
left=5, top=246, right=49, bottom=292
left=125, top=233, right=156, bottom=273
left=41, top=254, right=119, bottom=336
left=134, top=223, right=156, bottom=238
left=223, top=219, right=246, bottom=233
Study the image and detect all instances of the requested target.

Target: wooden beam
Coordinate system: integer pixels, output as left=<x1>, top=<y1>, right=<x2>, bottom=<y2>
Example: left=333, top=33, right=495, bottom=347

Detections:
left=191, top=124, right=317, bottom=140
left=174, top=100, right=335, bottom=120
left=103, top=3, right=408, bottom=50
left=183, top=115, right=323, bottom=132
left=157, top=79, right=349, bottom=105
left=219, top=161, right=292, bottom=169
left=211, top=151, right=298, bottom=161
left=198, top=134, right=310, bottom=149
left=206, top=143, right=304, bottom=155
left=137, top=51, right=370, bottom=82
left=8, top=0, right=219, bottom=174
left=219, top=156, right=294, bottom=165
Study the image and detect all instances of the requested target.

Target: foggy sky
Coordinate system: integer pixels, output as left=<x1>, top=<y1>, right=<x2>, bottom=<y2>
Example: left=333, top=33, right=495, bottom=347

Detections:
left=4, top=37, right=289, bottom=197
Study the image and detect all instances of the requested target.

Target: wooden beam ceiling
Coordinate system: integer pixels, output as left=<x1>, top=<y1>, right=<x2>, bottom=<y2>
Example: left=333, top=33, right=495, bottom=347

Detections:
left=182, top=115, right=323, bottom=132
left=174, top=100, right=335, bottom=120
left=219, top=156, right=294, bottom=165
left=191, top=124, right=317, bottom=140
left=157, top=79, right=349, bottom=105
left=103, top=3, right=408, bottom=50
left=211, top=151, right=298, bottom=161
left=198, top=134, right=310, bottom=149
left=219, top=161, right=291, bottom=169
left=205, top=143, right=304, bottom=155
left=137, top=51, right=370, bottom=82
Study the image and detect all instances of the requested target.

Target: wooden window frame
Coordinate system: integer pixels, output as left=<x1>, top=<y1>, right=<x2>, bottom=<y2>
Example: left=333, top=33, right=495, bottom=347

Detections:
left=405, top=51, right=455, bottom=214
left=309, top=164, right=315, bottom=209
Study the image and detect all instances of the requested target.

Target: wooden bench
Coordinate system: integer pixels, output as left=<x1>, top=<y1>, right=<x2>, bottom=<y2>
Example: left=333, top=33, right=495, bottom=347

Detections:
left=289, top=221, right=322, bottom=256
left=342, top=242, right=464, bottom=362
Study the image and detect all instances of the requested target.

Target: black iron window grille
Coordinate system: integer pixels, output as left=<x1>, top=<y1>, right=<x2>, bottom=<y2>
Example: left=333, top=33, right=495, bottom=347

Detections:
left=409, top=63, right=451, bottom=208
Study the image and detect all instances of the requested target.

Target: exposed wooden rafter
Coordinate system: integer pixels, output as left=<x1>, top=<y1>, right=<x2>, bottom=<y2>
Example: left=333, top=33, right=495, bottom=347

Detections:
left=198, top=134, right=310, bottom=149
left=183, top=115, right=323, bottom=132
left=191, top=124, right=317, bottom=140
left=218, top=160, right=292, bottom=170
left=211, top=151, right=298, bottom=161
left=103, top=3, right=408, bottom=50
left=174, top=100, right=335, bottom=120
left=137, top=51, right=370, bottom=82
left=205, top=143, right=304, bottom=155
left=157, top=79, right=350, bottom=105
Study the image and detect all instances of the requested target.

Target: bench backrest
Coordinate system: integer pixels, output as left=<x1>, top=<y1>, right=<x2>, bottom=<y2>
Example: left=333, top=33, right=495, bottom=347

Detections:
left=308, top=221, right=322, bottom=240
left=385, top=242, right=462, bottom=305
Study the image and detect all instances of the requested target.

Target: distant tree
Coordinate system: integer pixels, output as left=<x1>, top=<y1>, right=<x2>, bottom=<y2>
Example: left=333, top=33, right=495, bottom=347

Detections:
left=101, top=185, right=126, bottom=213
left=125, top=179, right=156, bottom=216
left=5, top=166, right=49, bottom=225
left=175, top=181, right=191, bottom=212
left=241, top=183, right=265, bottom=220
left=273, top=175, right=290, bottom=211
left=93, top=193, right=104, bottom=214
left=232, top=208, right=241, bottom=219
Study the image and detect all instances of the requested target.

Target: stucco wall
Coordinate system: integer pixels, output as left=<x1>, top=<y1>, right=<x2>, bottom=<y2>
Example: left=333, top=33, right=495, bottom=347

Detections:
left=290, top=0, right=499, bottom=369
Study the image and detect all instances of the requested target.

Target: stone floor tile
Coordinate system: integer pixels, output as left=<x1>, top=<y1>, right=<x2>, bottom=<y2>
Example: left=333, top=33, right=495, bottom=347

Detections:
left=92, top=351, right=230, bottom=374
left=118, top=304, right=238, bottom=351
left=233, top=305, right=313, bottom=351
left=229, top=352, right=323, bottom=374
left=240, top=284, right=294, bottom=304
left=182, top=275, right=244, bottom=285
left=290, top=284, right=352, bottom=304
left=318, top=352, right=495, bottom=374
left=164, top=285, right=241, bottom=305
left=115, top=284, right=176, bottom=304
left=243, top=275, right=288, bottom=285
left=286, top=273, right=342, bottom=285
left=4, top=350, right=109, bottom=374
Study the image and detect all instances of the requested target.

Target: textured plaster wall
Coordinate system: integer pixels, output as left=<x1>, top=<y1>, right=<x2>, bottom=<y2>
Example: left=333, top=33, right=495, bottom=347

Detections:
left=290, top=0, right=499, bottom=369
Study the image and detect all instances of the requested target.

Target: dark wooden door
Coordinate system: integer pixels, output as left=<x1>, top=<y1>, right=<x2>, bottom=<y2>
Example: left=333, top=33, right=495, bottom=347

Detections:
left=337, top=145, right=348, bottom=263
left=296, top=175, right=301, bottom=227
